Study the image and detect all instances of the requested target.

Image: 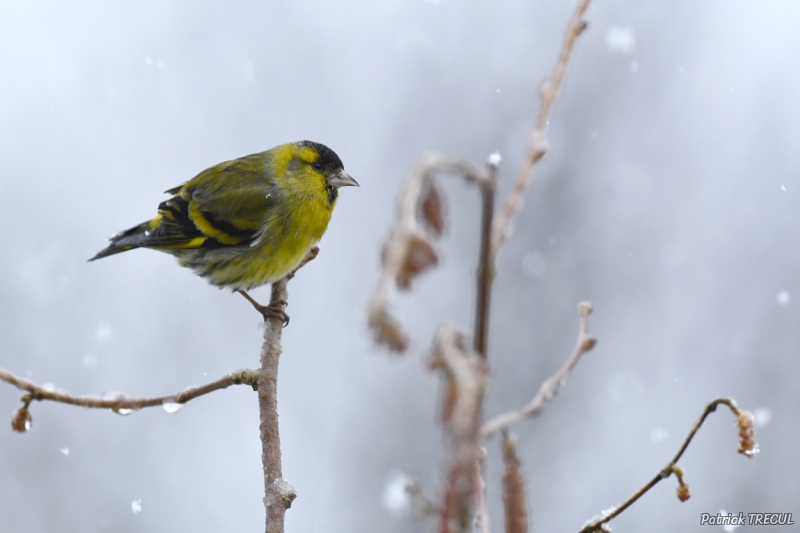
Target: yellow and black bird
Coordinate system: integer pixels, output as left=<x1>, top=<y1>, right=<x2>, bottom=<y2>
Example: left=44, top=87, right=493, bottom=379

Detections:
left=90, top=140, right=358, bottom=321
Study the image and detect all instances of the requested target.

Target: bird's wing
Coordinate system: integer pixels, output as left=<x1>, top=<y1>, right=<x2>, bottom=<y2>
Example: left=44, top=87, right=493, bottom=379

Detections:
left=147, top=154, right=278, bottom=250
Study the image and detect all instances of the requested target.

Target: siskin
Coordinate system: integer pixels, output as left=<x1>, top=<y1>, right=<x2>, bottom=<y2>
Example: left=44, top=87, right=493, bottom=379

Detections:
left=90, top=140, right=358, bottom=321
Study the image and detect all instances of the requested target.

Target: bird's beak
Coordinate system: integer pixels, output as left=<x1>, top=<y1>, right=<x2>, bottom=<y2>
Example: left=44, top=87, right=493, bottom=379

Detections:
left=328, top=170, right=359, bottom=188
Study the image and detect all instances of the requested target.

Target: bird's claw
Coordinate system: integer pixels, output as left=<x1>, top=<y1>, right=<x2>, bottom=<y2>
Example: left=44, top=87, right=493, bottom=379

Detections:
left=258, top=300, right=290, bottom=327
left=238, top=290, right=290, bottom=327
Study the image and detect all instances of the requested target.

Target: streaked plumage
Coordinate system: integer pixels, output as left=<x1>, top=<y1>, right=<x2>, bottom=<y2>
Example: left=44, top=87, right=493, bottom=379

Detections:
left=90, top=140, right=358, bottom=290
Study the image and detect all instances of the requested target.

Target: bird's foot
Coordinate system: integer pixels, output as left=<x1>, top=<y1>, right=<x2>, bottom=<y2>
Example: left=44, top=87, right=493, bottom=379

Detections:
left=238, top=290, right=290, bottom=327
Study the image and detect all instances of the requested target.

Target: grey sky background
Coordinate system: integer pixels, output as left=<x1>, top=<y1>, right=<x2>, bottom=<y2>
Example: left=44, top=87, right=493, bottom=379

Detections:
left=1, top=1, right=798, bottom=532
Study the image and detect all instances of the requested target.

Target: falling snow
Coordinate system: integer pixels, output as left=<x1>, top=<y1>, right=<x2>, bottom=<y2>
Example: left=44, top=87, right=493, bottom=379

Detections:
left=777, top=291, right=790, bottom=306
left=382, top=470, right=412, bottom=518
left=606, top=27, right=635, bottom=54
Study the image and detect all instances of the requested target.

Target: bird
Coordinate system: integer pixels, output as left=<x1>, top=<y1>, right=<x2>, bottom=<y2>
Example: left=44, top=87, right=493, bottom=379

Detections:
left=89, top=140, right=358, bottom=323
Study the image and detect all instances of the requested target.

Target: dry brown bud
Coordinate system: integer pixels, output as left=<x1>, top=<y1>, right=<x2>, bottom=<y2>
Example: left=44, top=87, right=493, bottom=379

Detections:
left=736, top=410, right=758, bottom=458
left=578, top=301, right=593, bottom=316
left=420, top=179, right=446, bottom=237
left=11, top=406, right=32, bottom=433
left=396, top=234, right=439, bottom=289
left=676, top=482, right=691, bottom=502
left=369, top=309, right=409, bottom=353
left=502, top=433, right=529, bottom=533
left=581, top=336, right=598, bottom=352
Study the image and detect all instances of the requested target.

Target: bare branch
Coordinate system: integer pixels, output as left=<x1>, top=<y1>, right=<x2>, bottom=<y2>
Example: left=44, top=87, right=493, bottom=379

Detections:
left=428, top=323, right=488, bottom=533
left=579, top=398, right=758, bottom=533
left=368, top=154, right=490, bottom=352
left=259, top=277, right=297, bottom=533
left=0, top=366, right=258, bottom=423
left=491, top=0, right=593, bottom=259
left=474, top=160, right=499, bottom=358
left=481, top=301, right=596, bottom=439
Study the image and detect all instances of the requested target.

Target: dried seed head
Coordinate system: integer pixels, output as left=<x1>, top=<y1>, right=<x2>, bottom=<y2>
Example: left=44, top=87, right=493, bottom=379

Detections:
left=369, top=309, right=409, bottom=353
left=396, top=234, right=439, bottom=290
left=736, top=410, right=758, bottom=458
left=676, top=482, right=691, bottom=502
left=420, top=179, right=446, bottom=237
left=11, top=406, right=32, bottom=433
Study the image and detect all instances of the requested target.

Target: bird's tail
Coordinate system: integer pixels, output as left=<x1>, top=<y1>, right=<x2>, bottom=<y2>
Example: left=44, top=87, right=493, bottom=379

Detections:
left=88, top=219, right=157, bottom=261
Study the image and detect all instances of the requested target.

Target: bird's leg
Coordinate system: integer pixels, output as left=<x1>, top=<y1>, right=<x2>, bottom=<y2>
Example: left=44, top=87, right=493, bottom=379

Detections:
left=238, top=290, right=290, bottom=327
left=237, top=247, right=320, bottom=327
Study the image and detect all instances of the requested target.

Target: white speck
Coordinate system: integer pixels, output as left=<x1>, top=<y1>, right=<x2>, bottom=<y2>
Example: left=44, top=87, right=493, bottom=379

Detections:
left=266, top=194, right=271, bottom=198
left=145, top=57, right=153, bottom=65
left=590, top=130, right=599, bottom=139
left=60, top=447, right=70, bottom=456
left=487, top=151, right=502, bottom=167
left=114, top=408, right=135, bottom=416
left=777, top=291, right=790, bottom=306
left=605, top=26, right=635, bottom=54
left=162, top=401, right=184, bottom=414
left=144, top=230, right=150, bottom=237
left=753, top=407, right=772, bottom=427
left=203, top=372, right=207, bottom=376
left=781, top=185, right=786, bottom=191
left=382, top=470, right=412, bottom=518
left=649, top=427, right=668, bottom=443
left=96, top=321, right=115, bottom=344
left=521, top=250, right=547, bottom=278
left=630, top=61, right=639, bottom=72
left=83, top=353, right=97, bottom=369
left=42, top=383, right=57, bottom=393
left=131, top=499, right=142, bottom=514
left=496, top=88, right=500, bottom=93
left=24, top=419, right=31, bottom=431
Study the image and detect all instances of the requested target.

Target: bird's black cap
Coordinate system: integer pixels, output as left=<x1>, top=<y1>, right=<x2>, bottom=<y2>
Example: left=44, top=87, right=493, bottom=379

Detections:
left=299, top=140, right=344, bottom=171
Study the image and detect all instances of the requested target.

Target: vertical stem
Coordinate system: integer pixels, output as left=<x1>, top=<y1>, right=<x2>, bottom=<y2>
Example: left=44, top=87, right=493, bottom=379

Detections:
left=474, top=165, right=498, bottom=357
left=259, top=277, right=296, bottom=533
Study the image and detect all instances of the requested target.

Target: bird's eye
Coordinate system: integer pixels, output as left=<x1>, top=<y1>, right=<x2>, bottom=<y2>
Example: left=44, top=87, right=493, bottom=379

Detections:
left=311, top=162, right=323, bottom=172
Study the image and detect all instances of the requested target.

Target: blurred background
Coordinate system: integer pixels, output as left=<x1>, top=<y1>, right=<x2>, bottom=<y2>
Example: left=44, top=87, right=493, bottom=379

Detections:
left=1, top=0, right=798, bottom=531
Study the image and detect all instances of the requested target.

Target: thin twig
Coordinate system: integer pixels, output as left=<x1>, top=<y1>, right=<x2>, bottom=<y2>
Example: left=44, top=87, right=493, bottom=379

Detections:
left=258, top=276, right=296, bottom=533
left=0, top=367, right=258, bottom=413
left=368, top=154, right=490, bottom=352
left=287, top=246, right=320, bottom=280
left=491, top=0, right=593, bottom=260
left=578, top=398, right=757, bottom=533
left=429, top=324, right=488, bottom=533
left=481, top=302, right=596, bottom=439
left=474, top=160, right=498, bottom=358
